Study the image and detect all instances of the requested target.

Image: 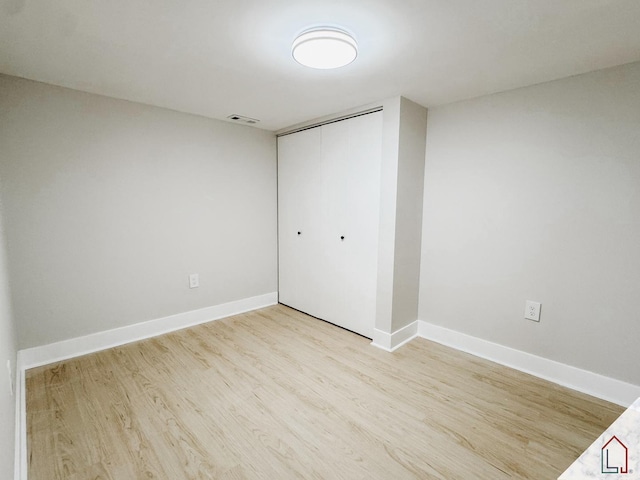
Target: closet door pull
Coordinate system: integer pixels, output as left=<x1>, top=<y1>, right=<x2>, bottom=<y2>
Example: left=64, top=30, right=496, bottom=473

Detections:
left=340, top=236, right=345, bottom=240
left=297, top=231, right=301, bottom=235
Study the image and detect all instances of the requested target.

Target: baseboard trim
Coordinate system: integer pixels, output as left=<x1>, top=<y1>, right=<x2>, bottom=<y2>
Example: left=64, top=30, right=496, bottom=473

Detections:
left=417, top=320, right=640, bottom=408
left=14, top=292, right=278, bottom=480
left=19, top=292, right=278, bottom=370
left=14, top=355, right=27, bottom=480
left=371, top=321, right=418, bottom=352
left=14, top=355, right=25, bottom=480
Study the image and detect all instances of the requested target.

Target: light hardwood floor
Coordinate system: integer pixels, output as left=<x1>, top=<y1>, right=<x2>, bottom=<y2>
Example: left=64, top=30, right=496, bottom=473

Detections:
left=27, top=304, right=623, bottom=479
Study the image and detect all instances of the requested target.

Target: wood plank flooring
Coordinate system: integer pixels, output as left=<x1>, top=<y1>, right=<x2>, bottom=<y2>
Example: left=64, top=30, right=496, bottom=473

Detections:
left=27, top=304, right=623, bottom=479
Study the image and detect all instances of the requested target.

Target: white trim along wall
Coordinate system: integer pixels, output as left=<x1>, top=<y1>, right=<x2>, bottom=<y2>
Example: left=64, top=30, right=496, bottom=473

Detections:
left=371, top=320, right=640, bottom=408
left=15, top=297, right=640, bottom=479
left=18, top=292, right=277, bottom=370
left=14, top=292, right=278, bottom=480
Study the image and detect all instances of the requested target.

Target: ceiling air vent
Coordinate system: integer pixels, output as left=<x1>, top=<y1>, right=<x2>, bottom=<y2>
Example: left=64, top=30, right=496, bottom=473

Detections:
left=227, top=114, right=260, bottom=125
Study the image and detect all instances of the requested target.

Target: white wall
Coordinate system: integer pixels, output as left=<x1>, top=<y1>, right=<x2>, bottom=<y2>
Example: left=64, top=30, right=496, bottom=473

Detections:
left=0, top=74, right=277, bottom=349
left=375, top=97, right=401, bottom=334
left=375, top=97, right=428, bottom=335
left=0, top=181, right=17, bottom=480
left=419, top=61, right=640, bottom=386
left=391, top=97, right=427, bottom=331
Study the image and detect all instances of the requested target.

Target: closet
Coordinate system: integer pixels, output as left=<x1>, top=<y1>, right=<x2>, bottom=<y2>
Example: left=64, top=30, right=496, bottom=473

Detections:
left=277, top=110, right=382, bottom=338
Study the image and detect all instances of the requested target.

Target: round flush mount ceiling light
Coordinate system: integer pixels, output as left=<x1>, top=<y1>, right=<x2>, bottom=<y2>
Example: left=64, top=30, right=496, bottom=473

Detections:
left=292, top=27, right=358, bottom=69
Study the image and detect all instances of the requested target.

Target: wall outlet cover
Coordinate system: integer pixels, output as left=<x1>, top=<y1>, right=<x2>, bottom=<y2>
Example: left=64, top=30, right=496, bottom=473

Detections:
left=525, top=300, right=541, bottom=322
left=189, top=273, right=199, bottom=289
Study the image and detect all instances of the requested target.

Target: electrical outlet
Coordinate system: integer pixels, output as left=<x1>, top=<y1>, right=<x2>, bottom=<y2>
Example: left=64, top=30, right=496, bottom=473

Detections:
left=524, top=301, right=541, bottom=322
left=189, top=273, right=199, bottom=289
left=6, top=360, right=14, bottom=396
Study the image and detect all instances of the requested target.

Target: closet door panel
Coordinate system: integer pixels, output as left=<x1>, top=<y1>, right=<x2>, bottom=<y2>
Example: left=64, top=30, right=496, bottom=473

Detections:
left=277, top=128, right=323, bottom=313
left=319, top=112, right=382, bottom=338
left=278, top=111, right=382, bottom=339
left=315, top=120, right=350, bottom=325
left=341, top=112, right=382, bottom=338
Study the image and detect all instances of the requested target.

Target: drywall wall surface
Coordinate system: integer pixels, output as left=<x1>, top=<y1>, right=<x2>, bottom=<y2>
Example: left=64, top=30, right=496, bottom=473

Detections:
left=375, top=96, right=428, bottom=335
left=419, top=61, right=640, bottom=385
left=0, top=181, right=17, bottom=480
left=391, top=97, right=427, bottom=332
left=0, top=75, right=277, bottom=348
left=375, top=96, right=401, bottom=334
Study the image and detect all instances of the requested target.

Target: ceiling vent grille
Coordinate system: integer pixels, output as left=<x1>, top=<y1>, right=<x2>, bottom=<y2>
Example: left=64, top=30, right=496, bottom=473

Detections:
left=227, top=114, right=260, bottom=125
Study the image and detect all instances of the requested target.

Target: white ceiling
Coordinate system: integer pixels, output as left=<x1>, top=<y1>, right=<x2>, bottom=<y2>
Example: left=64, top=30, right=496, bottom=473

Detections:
left=2, top=0, right=640, bottom=131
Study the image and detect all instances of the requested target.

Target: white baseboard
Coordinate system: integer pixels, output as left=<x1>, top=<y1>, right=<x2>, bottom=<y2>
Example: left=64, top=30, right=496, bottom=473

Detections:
left=371, top=321, right=418, bottom=352
left=18, top=292, right=278, bottom=370
left=417, top=320, right=640, bottom=408
left=14, top=357, right=25, bottom=480
left=14, top=292, right=278, bottom=480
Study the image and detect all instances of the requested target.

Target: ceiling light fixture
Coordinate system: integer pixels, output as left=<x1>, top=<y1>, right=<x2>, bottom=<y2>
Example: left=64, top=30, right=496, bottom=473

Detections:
left=292, top=27, right=358, bottom=70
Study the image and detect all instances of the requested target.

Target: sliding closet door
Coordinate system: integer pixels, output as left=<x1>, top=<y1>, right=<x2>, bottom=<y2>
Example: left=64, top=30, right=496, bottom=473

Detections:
left=277, top=127, right=324, bottom=314
left=320, top=112, right=382, bottom=338
left=278, top=111, right=382, bottom=338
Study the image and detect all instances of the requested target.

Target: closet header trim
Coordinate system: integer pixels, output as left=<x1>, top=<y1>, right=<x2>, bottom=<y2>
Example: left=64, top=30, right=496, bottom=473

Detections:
left=277, top=107, right=383, bottom=137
